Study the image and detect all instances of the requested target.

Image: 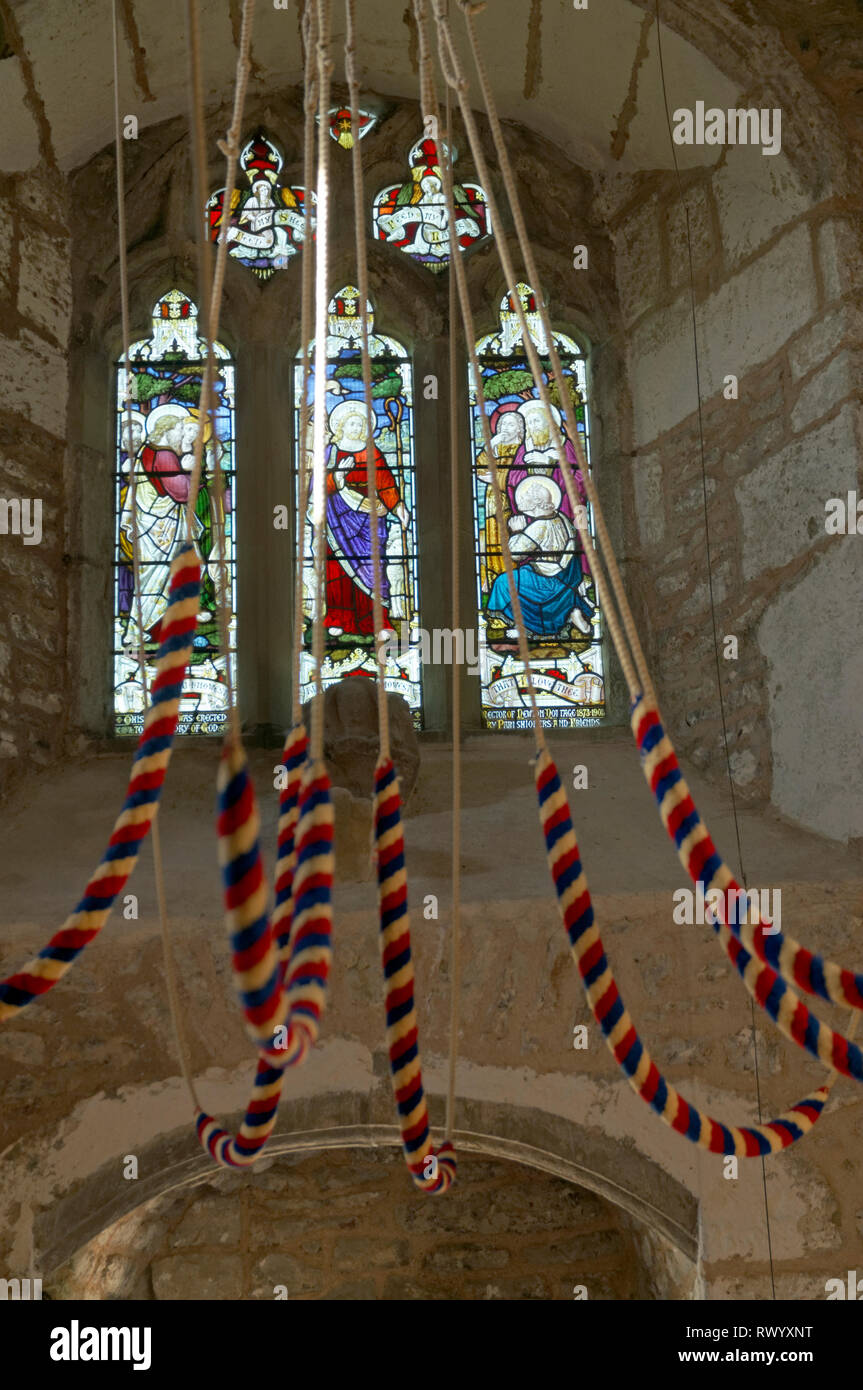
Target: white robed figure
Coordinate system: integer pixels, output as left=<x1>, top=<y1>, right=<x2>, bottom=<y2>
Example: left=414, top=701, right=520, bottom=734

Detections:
left=487, top=478, right=593, bottom=638
left=119, top=404, right=203, bottom=642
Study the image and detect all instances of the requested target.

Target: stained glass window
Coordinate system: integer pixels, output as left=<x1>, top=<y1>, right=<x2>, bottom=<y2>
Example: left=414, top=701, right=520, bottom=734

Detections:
left=372, top=136, right=490, bottom=273
left=206, top=131, right=314, bottom=281
left=293, top=286, right=421, bottom=724
left=324, top=106, right=377, bottom=148
left=469, top=284, right=605, bottom=731
left=114, top=289, right=236, bottom=737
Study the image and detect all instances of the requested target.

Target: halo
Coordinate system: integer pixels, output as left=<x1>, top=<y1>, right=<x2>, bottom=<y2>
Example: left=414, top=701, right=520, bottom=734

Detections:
left=518, top=398, right=562, bottom=428
left=328, top=398, right=369, bottom=437
left=514, top=475, right=561, bottom=513
left=144, top=403, right=191, bottom=438
left=489, top=401, right=522, bottom=435
left=118, top=409, right=146, bottom=437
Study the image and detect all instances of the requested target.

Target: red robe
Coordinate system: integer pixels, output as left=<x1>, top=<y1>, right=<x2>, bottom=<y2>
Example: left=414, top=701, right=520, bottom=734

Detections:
left=141, top=445, right=190, bottom=503
left=324, top=446, right=401, bottom=634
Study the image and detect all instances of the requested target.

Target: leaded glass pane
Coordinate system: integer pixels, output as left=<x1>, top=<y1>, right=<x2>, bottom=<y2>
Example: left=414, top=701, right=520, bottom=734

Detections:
left=294, top=286, right=421, bottom=724
left=206, top=132, right=314, bottom=281
left=372, top=136, right=490, bottom=274
left=114, top=290, right=236, bottom=737
left=470, top=284, right=606, bottom=730
left=325, top=106, right=377, bottom=147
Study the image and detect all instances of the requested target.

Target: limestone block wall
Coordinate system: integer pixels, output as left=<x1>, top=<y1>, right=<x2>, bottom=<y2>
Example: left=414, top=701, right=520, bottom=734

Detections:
left=0, top=165, right=72, bottom=797
left=606, top=143, right=863, bottom=842
left=48, top=1149, right=663, bottom=1302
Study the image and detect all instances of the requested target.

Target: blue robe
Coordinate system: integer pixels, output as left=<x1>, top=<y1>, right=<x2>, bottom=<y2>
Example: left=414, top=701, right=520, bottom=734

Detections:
left=487, top=553, right=591, bottom=636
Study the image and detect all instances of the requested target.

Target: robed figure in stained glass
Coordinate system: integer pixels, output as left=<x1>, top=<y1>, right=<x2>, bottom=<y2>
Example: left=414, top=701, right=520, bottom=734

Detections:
left=295, top=287, right=421, bottom=722
left=487, top=477, right=593, bottom=637
left=505, top=399, right=588, bottom=526
left=114, top=289, right=236, bottom=737
left=322, top=400, right=410, bottom=635
left=469, top=283, right=606, bottom=730
left=206, top=132, right=312, bottom=281
left=372, top=137, right=490, bottom=273
left=118, top=406, right=204, bottom=642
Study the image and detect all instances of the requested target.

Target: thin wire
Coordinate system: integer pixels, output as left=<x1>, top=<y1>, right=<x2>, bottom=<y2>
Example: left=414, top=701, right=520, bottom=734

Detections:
left=653, top=0, right=774, bottom=1296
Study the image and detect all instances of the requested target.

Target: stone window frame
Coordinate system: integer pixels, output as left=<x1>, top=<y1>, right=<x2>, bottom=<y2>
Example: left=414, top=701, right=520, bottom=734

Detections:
left=70, top=238, right=623, bottom=746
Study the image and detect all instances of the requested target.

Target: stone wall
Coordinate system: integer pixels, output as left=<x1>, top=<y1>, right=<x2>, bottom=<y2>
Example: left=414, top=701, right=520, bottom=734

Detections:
left=48, top=1149, right=665, bottom=1301
left=0, top=164, right=72, bottom=797
left=605, top=141, right=863, bottom=842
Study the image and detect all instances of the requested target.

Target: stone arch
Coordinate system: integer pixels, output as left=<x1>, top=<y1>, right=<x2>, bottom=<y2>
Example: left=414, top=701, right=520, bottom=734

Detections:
left=1, top=1058, right=698, bottom=1282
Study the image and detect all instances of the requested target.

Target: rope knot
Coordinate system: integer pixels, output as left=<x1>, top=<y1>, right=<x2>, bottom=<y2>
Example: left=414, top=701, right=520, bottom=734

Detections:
left=217, top=136, right=240, bottom=160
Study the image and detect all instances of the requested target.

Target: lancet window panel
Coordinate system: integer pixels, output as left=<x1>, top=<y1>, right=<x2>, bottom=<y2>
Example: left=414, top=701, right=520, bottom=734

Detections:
left=113, top=290, right=236, bottom=737
left=469, top=284, right=606, bottom=731
left=293, top=286, right=422, bottom=724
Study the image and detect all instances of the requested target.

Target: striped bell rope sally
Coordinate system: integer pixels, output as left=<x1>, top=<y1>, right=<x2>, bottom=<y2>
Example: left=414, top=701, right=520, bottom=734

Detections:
left=536, top=750, right=833, bottom=1156
left=195, top=727, right=334, bottom=1167
left=631, top=696, right=863, bottom=1086
left=632, top=694, right=863, bottom=1014
left=0, top=544, right=202, bottom=1022
left=374, top=757, right=457, bottom=1193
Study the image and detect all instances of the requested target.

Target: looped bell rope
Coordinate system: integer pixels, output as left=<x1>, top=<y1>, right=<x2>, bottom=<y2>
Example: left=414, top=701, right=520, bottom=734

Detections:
left=345, top=0, right=456, bottom=1193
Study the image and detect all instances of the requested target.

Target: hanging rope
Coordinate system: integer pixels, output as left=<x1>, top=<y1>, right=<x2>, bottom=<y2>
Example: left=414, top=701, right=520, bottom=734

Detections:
left=413, top=0, right=546, bottom=752
left=537, top=750, right=835, bottom=1153
left=440, top=0, right=863, bottom=1079
left=443, top=60, right=464, bottom=1146
left=275, top=0, right=320, bottom=968
left=345, top=0, right=455, bottom=1193
left=423, top=0, right=859, bottom=1149
left=452, top=0, right=863, bottom=1015
left=197, top=741, right=333, bottom=1166
left=0, top=11, right=209, bottom=1044
left=186, top=0, right=335, bottom=1169
left=434, top=2, right=639, bottom=706
left=633, top=699, right=863, bottom=1081
left=0, top=548, right=202, bottom=1022
left=114, top=0, right=201, bottom=1110
left=456, top=1, right=654, bottom=706
left=309, top=0, right=334, bottom=763
left=291, top=1, right=320, bottom=733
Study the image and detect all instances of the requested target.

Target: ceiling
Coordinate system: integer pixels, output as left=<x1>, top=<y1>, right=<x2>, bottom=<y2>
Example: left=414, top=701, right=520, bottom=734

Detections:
left=0, top=0, right=804, bottom=176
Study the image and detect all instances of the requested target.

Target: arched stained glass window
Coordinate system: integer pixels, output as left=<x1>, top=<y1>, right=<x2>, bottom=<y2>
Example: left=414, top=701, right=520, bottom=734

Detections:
left=469, top=283, right=606, bottom=731
left=372, top=136, right=490, bottom=273
left=114, top=289, right=236, bottom=736
left=206, top=131, right=313, bottom=281
left=293, top=286, right=421, bottom=724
